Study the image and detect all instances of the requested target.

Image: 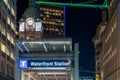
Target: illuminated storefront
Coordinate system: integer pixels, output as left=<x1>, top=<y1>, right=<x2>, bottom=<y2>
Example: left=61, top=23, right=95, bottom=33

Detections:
left=15, top=39, right=79, bottom=80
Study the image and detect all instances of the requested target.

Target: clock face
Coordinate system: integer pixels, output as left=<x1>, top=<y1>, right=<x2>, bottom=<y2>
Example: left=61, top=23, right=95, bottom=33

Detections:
left=26, top=18, right=34, bottom=26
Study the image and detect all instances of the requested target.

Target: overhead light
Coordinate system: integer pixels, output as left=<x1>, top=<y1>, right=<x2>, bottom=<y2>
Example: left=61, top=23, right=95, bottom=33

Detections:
left=38, top=72, right=66, bottom=75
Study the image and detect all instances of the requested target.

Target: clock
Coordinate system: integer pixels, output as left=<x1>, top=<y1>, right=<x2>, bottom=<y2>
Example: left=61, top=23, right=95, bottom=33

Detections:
left=26, top=18, right=34, bottom=26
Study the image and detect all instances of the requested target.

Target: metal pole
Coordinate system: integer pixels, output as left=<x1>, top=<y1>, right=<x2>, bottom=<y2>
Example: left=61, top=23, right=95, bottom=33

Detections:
left=15, top=43, right=21, bottom=80
left=35, top=1, right=108, bottom=9
left=74, top=43, right=79, bottom=80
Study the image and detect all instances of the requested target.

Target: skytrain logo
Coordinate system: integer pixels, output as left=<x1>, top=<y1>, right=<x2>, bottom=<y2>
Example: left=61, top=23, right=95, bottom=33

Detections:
left=20, top=60, right=28, bottom=68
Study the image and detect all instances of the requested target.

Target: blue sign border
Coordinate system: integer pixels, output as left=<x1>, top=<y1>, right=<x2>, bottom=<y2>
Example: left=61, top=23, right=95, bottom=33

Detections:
left=19, top=60, right=72, bottom=68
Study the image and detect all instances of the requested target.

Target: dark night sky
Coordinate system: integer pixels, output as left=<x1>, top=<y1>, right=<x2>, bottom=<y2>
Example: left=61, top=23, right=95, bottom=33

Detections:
left=17, top=0, right=102, bottom=76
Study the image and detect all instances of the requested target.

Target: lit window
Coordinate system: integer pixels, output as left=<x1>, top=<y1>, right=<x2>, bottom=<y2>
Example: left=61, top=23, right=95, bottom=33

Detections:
left=56, top=13, right=58, bottom=16
left=15, top=31, right=18, bottom=35
left=53, top=13, right=55, bottom=15
left=55, top=29, right=58, bottom=31
left=43, top=18, right=46, bottom=20
left=58, top=13, right=61, bottom=16
left=11, top=21, right=15, bottom=31
left=53, top=22, right=55, bottom=25
left=40, top=8, right=42, bottom=10
left=2, top=27, right=6, bottom=36
left=11, top=51, right=15, bottom=60
left=10, top=36, right=14, bottom=45
left=7, top=16, right=11, bottom=25
left=1, top=42, right=6, bottom=53
left=53, top=9, right=55, bottom=12
left=6, top=47, right=9, bottom=55
left=114, top=22, right=117, bottom=29
left=43, top=8, right=46, bottom=10
left=46, top=15, right=49, bottom=17
left=7, top=32, right=14, bottom=45
left=7, top=32, right=11, bottom=41
left=61, top=23, right=64, bottom=26
left=11, top=7, right=15, bottom=17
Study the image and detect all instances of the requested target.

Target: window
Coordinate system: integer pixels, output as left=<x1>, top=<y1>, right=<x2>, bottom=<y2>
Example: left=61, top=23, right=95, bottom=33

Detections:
left=2, top=26, right=6, bottom=36
left=11, top=7, right=15, bottom=17
left=7, top=32, right=14, bottom=46
left=1, top=42, right=6, bottom=53
left=10, top=36, right=14, bottom=45
left=6, top=47, right=9, bottom=55
left=7, top=64, right=9, bottom=75
left=1, top=60, right=4, bottom=72
left=7, top=16, right=11, bottom=25
left=1, top=60, right=5, bottom=73
left=11, top=52, right=15, bottom=60
left=7, top=32, right=11, bottom=41
left=4, top=0, right=10, bottom=9
left=10, top=66, right=14, bottom=77
left=11, top=21, right=15, bottom=31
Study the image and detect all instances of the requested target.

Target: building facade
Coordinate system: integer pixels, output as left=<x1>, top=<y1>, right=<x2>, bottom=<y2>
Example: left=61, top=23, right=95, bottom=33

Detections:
left=17, top=0, right=79, bottom=80
left=92, top=22, right=107, bottom=80
left=93, top=0, right=119, bottom=80
left=36, top=0, right=65, bottom=38
left=0, top=0, right=16, bottom=80
left=19, top=1, right=43, bottom=39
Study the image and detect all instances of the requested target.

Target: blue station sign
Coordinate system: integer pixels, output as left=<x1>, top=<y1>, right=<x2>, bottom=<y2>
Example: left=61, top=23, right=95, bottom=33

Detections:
left=19, top=60, right=71, bottom=68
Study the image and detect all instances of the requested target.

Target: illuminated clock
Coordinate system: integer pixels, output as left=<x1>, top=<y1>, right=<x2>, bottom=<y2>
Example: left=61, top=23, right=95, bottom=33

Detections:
left=26, top=18, right=34, bottom=26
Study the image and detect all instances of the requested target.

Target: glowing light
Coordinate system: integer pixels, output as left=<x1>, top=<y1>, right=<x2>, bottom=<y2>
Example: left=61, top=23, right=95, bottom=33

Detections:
left=38, top=72, right=67, bottom=75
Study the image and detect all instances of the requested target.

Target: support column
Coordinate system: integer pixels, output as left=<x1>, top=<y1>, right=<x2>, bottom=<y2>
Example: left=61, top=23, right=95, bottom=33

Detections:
left=28, top=74, right=31, bottom=80
left=71, top=68, right=74, bottom=80
left=74, top=43, right=79, bottom=80
left=15, top=43, right=21, bottom=80
left=21, top=70, right=24, bottom=80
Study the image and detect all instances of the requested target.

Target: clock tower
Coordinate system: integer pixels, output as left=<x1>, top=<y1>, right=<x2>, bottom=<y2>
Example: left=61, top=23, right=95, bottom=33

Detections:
left=19, top=0, right=43, bottom=39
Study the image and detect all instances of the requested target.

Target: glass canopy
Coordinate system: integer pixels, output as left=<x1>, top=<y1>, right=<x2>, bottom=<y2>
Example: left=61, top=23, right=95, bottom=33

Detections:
left=16, top=38, right=72, bottom=53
